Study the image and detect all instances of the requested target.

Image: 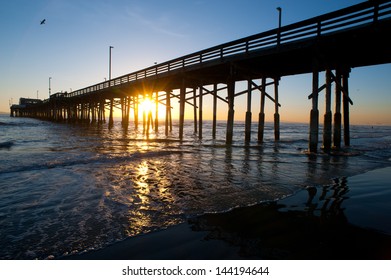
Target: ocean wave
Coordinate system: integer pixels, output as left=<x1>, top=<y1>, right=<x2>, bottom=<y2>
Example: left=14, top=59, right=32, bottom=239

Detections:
left=0, top=149, right=186, bottom=175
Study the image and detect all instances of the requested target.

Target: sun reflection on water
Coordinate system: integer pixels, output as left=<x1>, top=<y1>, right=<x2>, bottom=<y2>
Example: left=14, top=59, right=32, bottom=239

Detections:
left=134, top=160, right=151, bottom=208
left=120, top=158, right=180, bottom=236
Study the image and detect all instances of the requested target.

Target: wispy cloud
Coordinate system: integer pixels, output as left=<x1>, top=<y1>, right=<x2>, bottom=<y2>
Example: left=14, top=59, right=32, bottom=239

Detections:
left=126, top=7, right=186, bottom=38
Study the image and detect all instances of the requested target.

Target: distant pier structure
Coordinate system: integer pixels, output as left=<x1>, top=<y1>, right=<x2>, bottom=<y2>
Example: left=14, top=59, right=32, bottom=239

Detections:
left=10, top=1, right=391, bottom=152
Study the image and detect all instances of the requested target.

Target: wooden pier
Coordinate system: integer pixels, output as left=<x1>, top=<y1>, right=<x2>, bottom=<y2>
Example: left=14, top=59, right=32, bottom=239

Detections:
left=10, top=0, right=391, bottom=152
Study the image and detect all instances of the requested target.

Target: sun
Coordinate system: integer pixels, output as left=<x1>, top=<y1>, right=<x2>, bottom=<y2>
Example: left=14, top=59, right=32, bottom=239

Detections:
left=140, top=97, right=154, bottom=113
left=128, top=95, right=168, bottom=122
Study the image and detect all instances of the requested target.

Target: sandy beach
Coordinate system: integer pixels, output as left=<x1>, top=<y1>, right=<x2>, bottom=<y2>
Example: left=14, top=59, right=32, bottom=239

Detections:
left=66, top=166, right=391, bottom=260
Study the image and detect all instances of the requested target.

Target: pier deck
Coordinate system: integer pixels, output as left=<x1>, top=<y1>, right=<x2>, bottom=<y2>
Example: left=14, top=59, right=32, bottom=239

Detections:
left=11, top=0, right=391, bottom=152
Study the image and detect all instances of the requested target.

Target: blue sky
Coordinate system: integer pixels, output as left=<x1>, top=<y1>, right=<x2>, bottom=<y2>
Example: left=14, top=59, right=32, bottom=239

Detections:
left=1, top=0, right=390, bottom=124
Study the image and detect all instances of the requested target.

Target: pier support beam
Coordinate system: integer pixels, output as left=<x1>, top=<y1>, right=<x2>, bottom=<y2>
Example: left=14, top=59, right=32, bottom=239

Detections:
left=80, top=102, right=85, bottom=123
left=258, top=77, right=266, bottom=143
left=274, top=78, right=280, bottom=141
left=102, top=99, right=106, bottom=123
left=333, top=70, right=342, bottom=149
left=109, top=98, right=114, bottom=128
left=91, top=102, right=97, bottom=124
left=193, top=88, right=197, bottom=134
left=212, top=84, right=217, bottom=139
left=245, top=80, right=252, bottom=143
left=226, top=80, right=235, bottom=144
left=322, top=69, right=332, bottom=151
left=342, top=69, right=351, bottom=146
left=199, top=86, right=203, bottom=140
left=179, top=82, right=186, bottom=140
left=142, top=97, right=146, bottom=132
left=97, top=101, right=101, bottom=124
left=126, top=96, right=131, bottom=128
left=134, top=95, right=139, bottom=130
left=120, top=98, right=124, bottom=127
left=165, top=90, right=172, bottom=136
left=155, top=92, right=159, bottom=132
left=309, top=64, right=319, bottom=153
left=87, top=103, right=91, bottom=122
left=98, top=102, right=102, bottom=123
left=121, top=97, right=130, bottom=128
left=98, top=99, right=105, bottom=124
left=146, top=94, right=153, bottom=136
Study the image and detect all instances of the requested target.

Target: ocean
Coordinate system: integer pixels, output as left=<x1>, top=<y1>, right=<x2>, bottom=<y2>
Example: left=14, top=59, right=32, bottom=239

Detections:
left=0, top=113, right=390, bottom=259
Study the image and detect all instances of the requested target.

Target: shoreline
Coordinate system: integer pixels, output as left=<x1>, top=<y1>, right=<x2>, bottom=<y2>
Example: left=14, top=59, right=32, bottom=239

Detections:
left=65, top=166, right=391, bottom=260
left=63, top=222, right=242, bottom=260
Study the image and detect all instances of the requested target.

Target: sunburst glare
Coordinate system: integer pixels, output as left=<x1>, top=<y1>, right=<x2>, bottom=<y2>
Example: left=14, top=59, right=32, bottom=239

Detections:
left=140, top=97, right=153, bottom=113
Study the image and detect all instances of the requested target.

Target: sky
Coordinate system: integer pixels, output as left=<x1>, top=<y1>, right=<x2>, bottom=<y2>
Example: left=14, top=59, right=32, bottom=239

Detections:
left=1, top=0, right=390, bottom=125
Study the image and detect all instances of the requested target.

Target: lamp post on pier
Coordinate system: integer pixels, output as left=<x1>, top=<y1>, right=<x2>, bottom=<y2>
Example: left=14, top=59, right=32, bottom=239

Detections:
left=49, top=77, right=52, bottom=97
left=276, top=7, right=282, bottom=46
left=109, top=46, right=114, bottom=80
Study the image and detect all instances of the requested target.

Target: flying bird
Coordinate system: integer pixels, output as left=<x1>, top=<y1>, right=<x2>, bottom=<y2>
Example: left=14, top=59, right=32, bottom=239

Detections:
left=40, top=19, right=46, bottom=25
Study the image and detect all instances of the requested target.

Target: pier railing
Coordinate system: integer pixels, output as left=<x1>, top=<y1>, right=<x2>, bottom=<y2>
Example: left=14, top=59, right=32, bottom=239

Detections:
left=64, top=0, right=391, bottom=99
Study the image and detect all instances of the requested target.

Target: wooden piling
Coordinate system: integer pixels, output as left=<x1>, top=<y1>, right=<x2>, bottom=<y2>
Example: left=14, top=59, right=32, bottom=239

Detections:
left=155, top=92, right=159, bottom=132
left=309, top=64, right=319, bottom=153
left=226, top=80, right=235, bottom=144
left=79, top=103, right=83, bottom=122
left=143, top=97, right=146, bottom=133
left=199, top=86, right=203, bottom=139
left=258, top=77, right=266, bottom=143
left=97, top=101, right=101, bottom=123
left=102, top=99, right=106, bottom=123
left=80, top=102, right=85, bottom=123
left=109, top=98, right=114, bottom=127
left=274, top=78, right=280, bottom=141
left=146, top=96, right=153, bottom=136
left=323, top=69, right=332, bottom=151
left=169, top=97, right=173, bottom=132
left=87, top=102, right=91, bottom=122
left=179, top=82, right=186, bottom=140
left=85, top=103, right=89, bottom=123
left=245, top=80, right=252, bottom=143
left=121, top=97, right=130, bottom=128
left=165, top=90, right=172, bottom=136
left=120, top=98, right=124, bottom=126
left=144, top=93, right=153, bottom=133
left=193, top=88, right=198, bottom=134
left=95, top=102, right=98, bottom=123
left=342, top=69, right=350, bottom=146
left=91, top=102, right=97, bottom=124
left=98, top=99, right=105, bottom=124
left=134, top=95, right=139, bottom=130
left=80, top=103, right=83, bottom=122
left=333, top=69, right=342, bottom=149
left=126, top=96, right=131, bottom=128
left=165, top=91, right=169, bottom=136
left=97, top=100, right=102, bottom=124
left=212, top=84, right=217, bottom=139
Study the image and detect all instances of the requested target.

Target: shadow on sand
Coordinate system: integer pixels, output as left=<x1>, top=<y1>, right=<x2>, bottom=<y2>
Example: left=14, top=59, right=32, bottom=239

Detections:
left=189, top=177, right=391, bottom=259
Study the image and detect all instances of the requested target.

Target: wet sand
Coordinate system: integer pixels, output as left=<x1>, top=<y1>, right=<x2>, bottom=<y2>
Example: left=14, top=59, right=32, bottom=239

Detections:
left=66, top=166, right=391, bottom=260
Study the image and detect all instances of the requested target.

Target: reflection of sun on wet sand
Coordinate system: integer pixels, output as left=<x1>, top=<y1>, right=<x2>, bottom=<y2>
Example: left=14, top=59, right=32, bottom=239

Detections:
left=67, top=167, right=391, bottom=260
